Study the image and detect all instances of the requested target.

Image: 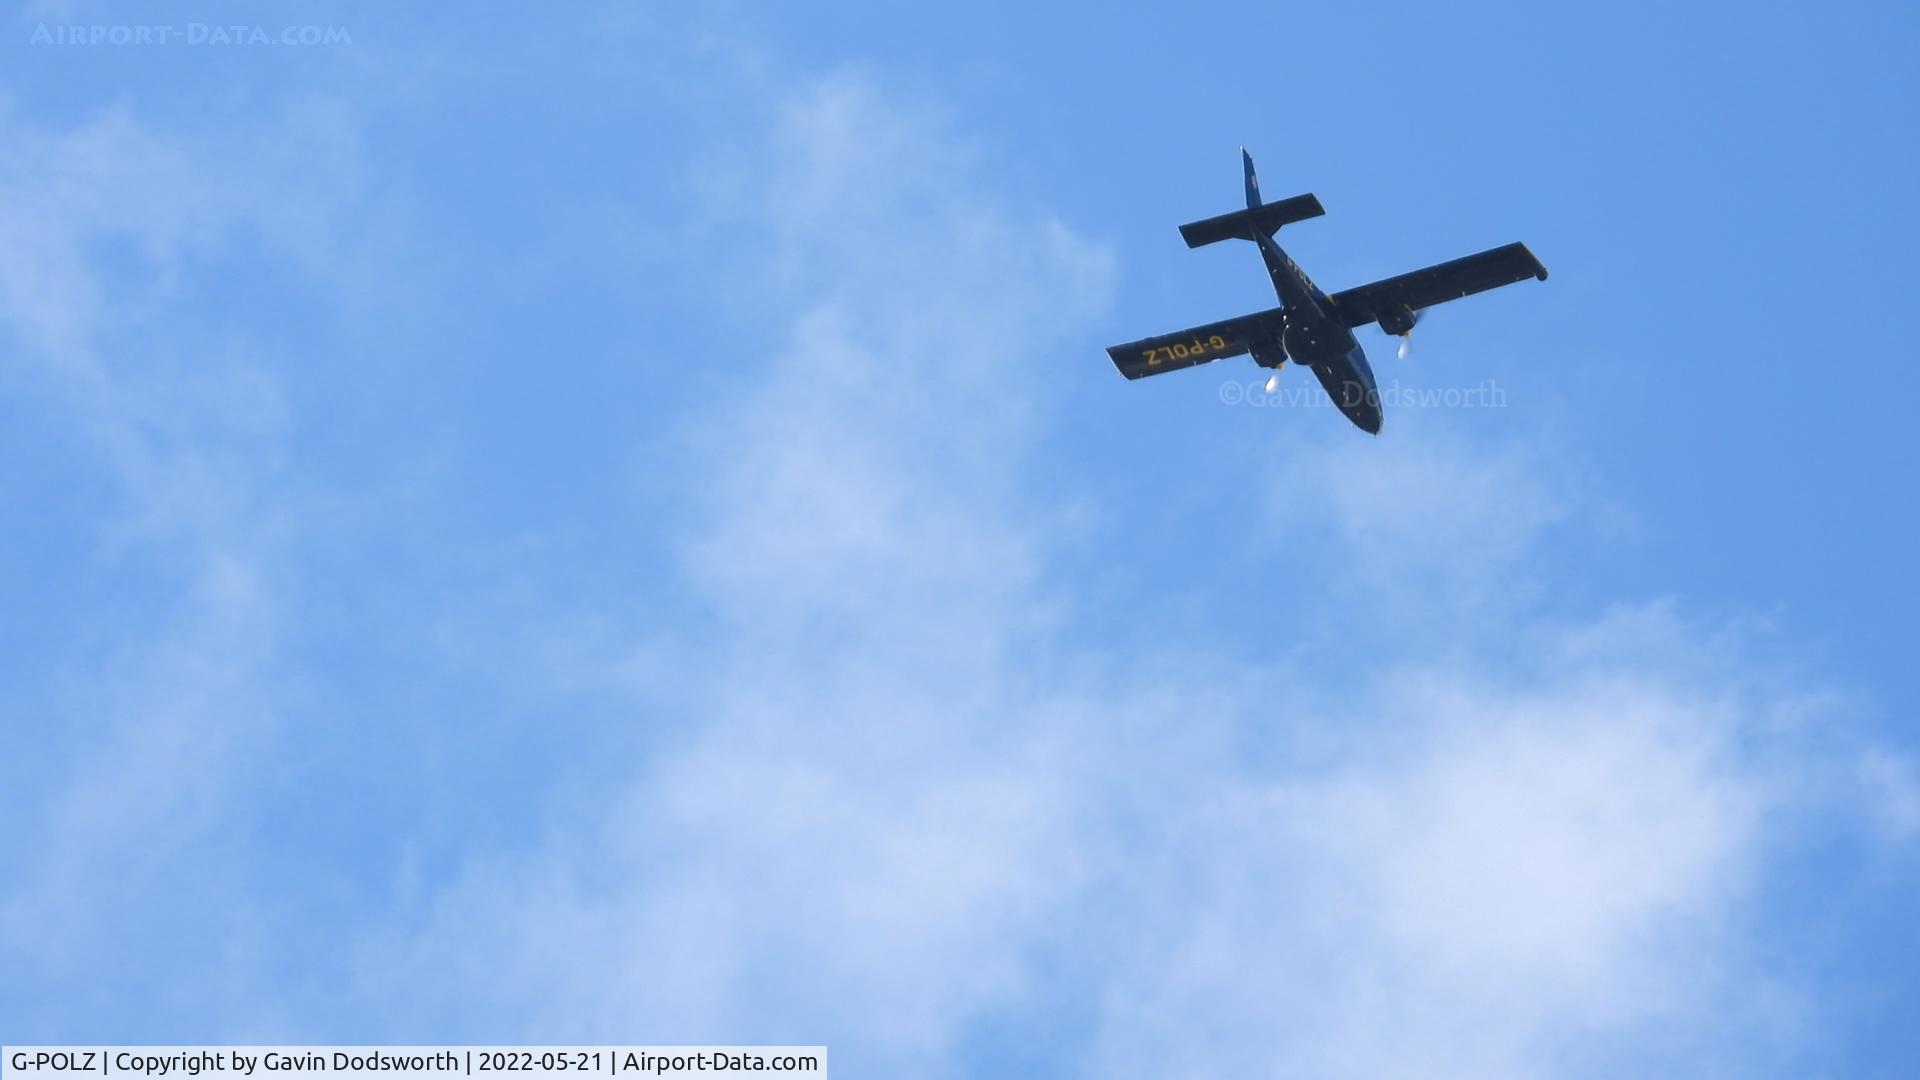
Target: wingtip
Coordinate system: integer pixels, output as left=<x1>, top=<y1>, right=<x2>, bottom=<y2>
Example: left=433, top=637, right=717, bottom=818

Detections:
left=1518, top=242, right=1548, bottom=281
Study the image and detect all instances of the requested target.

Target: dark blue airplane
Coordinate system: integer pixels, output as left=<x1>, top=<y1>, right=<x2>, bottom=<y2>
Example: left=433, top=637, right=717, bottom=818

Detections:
left=1107, top=150, right=1547, bottom=433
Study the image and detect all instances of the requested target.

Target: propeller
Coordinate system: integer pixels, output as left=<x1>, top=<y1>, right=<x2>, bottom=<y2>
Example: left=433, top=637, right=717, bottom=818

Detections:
left=1265, top=371, right=1281, bottom=394
left=1388, top=305, right=1427, bottom=359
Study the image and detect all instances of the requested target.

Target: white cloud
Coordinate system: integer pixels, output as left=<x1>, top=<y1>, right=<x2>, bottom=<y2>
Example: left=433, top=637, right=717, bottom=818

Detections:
left=0, top=96, right=369, bottom=1024
left=351, top=72, right=1894, bottom=1080
left=2, top=45, right=1906, bottom=1080
left=354, top=77, right=1117, bottom=1063
left=1857, top=748, right=1920, bottom=843
left=1089, top=669, right=1771, bottom=1079
left=1263, top=416, right=1572, bottom=629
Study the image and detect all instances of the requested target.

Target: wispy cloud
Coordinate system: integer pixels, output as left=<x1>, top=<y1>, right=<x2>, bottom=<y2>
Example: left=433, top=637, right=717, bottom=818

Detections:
left=0, top=94, right=369, bottom=1032
left=1, top=32, right=1907, bottom=1080
left=344, top=72, right=1906, bottom=1079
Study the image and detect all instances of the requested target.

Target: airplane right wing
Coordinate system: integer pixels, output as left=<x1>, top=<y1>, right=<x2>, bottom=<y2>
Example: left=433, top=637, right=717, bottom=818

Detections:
left=1106, top=306, right=1286, bottom=380
left=1328, top=242, right=1548, bottom=330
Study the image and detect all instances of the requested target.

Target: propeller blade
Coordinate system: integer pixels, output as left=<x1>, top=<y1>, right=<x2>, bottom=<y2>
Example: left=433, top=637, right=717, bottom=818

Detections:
left=1394, top=308, right=1428, bottom=359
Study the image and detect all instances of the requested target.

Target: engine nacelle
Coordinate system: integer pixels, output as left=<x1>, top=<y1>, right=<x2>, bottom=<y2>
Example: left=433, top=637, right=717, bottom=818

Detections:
left=1377, top=303, right=1417, bottom=337
left=1248, top=335, right=1288, bottom=369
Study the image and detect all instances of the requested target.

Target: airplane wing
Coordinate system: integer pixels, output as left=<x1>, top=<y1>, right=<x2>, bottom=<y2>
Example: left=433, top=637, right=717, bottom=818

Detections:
left=1328, top=242, right=1547, bottom=330
left=1106, top=306, right=1286, bottom=379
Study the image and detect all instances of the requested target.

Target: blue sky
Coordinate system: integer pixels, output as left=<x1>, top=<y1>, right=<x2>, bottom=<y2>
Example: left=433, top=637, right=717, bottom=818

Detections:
left=2, top=1, right=1916, bottom=1076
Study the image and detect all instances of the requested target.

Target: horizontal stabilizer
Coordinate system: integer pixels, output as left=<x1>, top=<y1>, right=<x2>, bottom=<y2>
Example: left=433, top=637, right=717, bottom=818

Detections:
left=1179, top=194, right=1325, bottom=249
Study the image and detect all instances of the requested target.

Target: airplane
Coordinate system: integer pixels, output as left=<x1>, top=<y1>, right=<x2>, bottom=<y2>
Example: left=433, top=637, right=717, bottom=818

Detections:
left=1106, top=149, right=1547, bottom=433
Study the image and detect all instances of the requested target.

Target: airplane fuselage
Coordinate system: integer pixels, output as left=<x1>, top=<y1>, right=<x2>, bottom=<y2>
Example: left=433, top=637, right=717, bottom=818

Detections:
left=1254, top=230, right=1383, bottom=434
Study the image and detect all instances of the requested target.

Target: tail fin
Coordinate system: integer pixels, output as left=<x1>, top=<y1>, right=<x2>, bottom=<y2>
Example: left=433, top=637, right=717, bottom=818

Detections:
left=1178, top=149, right=1323, bottom=248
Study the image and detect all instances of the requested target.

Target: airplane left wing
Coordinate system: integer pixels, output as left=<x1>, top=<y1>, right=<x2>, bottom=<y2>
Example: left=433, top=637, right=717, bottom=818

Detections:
left=1106, top=306, right=1286, bottom=379
left=1329, top=242, right=1547, bottom=330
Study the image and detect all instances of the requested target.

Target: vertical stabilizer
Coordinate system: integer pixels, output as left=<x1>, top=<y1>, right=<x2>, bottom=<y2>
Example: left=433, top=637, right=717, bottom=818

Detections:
left=1242, top=147, right=1261, bottom=209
